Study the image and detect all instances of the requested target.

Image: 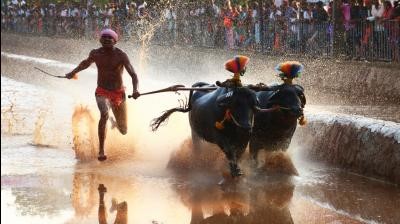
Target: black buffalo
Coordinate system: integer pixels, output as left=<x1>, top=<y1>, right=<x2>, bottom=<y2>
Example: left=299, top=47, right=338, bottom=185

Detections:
left=249, top=84, right=306, bottom=166
left=152, top=82, right=262, bottom=177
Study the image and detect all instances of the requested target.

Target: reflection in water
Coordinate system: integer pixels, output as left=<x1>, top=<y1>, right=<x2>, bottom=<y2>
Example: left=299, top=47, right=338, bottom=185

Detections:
left=68, top=162, right=190, bottom=224
left=2, top=144, right=399, bottom=224
left=98, top=184, right=128, bottom=224
left=247, top=178, right=294, bottom=224
left=72, top=172, right=98, bottom=217
left=70, top=165, right=135, bottom=223
left=173, top=173, right=295, bottom=224
left=167, top=138, right=303, bottom=224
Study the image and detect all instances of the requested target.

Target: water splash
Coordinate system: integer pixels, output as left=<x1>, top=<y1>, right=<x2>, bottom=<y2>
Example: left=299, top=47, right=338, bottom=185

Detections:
left=167, top=137, right=227, bottom=172
left=258, top=151, right=299, bottom=176
left=32, top=108, right=48, bottom=146
left=168, top=137, right=299, bottom=178
left=137, top=3, right=167, bottom=74
left=71, top=105, right=98, bottom=161
left=70, top=104, right=139, bottom=162
left=1, top=98, right=19, bottom=134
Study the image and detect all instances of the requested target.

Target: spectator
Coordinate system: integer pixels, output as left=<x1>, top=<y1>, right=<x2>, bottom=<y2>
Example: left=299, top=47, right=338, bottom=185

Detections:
left=371, top=0, right=385, bottom=57
left=314, top=1, right=328, bottom=22
left=252, top=1, right=261, bottom=48
left=342, top=0, right=356, bottom=58
left=382, top=0, right=394, bottom=19
left=204, top=0, right=221, bottom=46
left=390, top=0, right=400, bottom=19
left=222, top=0, right=235, bottom=49
left=1, top=0, right=398, bottom=62
left=164, top=3, right=177, bottom=44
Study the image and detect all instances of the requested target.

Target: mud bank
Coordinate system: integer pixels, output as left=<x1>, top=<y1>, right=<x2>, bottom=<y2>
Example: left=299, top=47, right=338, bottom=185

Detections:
left=295, top=112, right=400, bottom=184
left=2, top=33, right=400, bottom=105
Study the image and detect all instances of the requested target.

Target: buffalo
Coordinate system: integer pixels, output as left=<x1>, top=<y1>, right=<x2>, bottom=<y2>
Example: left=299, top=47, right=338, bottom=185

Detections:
left=152, top=82, right=264, bottom=178
left=249, top=84, right=306, bottom=167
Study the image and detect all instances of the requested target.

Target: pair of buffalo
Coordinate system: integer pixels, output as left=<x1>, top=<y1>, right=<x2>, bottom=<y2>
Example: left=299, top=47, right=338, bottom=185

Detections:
left=151, top=82, right=306, bottom=177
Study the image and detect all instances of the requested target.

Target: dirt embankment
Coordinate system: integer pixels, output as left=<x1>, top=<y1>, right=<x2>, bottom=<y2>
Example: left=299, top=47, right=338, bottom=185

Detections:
left=294, top=113, right=400, bottom=185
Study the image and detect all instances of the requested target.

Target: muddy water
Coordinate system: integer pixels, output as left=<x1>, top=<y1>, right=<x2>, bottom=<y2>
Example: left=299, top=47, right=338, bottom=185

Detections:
left=2, top=133, right=399, bottom=224
left=1, top=47, right=400, bottom=223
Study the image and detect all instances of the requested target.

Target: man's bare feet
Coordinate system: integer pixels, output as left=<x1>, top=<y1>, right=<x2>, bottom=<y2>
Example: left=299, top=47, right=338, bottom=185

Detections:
left=98, top=154, right=107, bottom=161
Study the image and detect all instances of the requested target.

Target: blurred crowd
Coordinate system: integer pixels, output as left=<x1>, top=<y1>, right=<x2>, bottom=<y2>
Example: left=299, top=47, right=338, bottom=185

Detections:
left=1, top=0, right=399, bottom=61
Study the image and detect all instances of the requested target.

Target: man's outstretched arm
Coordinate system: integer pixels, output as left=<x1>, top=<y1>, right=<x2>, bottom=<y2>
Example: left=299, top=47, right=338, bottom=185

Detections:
left=122, top=53, right=139, bottom=99
left=65, top=51, right=95, bottom=79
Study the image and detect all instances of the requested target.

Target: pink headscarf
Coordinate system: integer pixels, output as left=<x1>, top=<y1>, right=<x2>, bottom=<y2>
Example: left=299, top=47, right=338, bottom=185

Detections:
left=100, top=29, right=118, bottom=42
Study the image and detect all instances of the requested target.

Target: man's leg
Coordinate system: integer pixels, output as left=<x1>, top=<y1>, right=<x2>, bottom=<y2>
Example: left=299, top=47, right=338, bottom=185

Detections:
left=96, top=96, right=110, bottom=161
left=98, top=184, right=107, bottom=224
left=111, top=99, right=128, bottom=135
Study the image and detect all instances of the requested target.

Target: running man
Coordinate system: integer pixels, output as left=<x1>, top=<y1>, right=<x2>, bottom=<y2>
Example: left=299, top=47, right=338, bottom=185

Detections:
left=65, top=28, right=140, bottom=161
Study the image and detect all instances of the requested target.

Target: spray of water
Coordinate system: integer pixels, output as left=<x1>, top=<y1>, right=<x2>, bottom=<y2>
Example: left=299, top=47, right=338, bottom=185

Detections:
left=71, top=105, right=98, bottom=161
left=258, top=151, right=299, bottom=176
left=167, top=137, right=299, bottom=177
left=136, top=2, right=167, bottom=74
left=32, top=108, right=48, bottom=146
left=1, top=99, right=19, bottom=134
left=71, top=102, right=142, bottom=163
left=138, top=17, right=166, bottom=74
left=167, top=137, right=226, bottom=172
left=1, top=91, right=26, bottom=134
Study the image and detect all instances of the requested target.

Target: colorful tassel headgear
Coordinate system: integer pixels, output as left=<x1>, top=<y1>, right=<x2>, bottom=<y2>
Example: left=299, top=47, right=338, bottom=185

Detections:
left=275, top=61, right=304, bottom=79
left=100, top=28, right=118, bottom=42
left=225, top=55, right=250, bottom=75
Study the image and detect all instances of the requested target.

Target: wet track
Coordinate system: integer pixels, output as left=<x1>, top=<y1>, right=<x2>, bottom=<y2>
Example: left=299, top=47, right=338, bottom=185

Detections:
left=1, top=34, right=400, bottom=224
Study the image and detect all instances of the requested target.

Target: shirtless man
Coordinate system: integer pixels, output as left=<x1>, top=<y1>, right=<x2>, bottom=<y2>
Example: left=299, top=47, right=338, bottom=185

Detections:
left=65, top=28, right=140, bottom=161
